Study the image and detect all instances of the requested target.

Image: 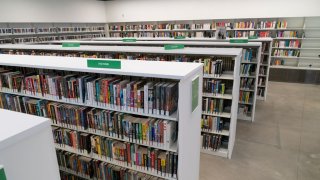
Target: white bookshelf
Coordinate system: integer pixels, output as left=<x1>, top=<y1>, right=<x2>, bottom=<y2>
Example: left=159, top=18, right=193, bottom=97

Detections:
left=0, top=54, right=203, bottom=180
left=44, top=40, right=261, bottom=121
left=0, top=109, right=60, bottom=180
left=0, top=23, right=106, bottom=44
left=0, top=44, right=242, bottom=159
left=201, top=51, right=240, bottom=159
left=86, top=38, right=272, bottom=102
left=105, top=17, right=320, bottom=74
left=270, top=17, right=320, bottom=70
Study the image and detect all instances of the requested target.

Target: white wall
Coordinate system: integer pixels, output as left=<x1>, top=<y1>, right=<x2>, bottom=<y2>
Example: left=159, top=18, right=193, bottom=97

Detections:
left=0, top=0, right=106, bottom=23
left=105, top=0, right=320, bottom=22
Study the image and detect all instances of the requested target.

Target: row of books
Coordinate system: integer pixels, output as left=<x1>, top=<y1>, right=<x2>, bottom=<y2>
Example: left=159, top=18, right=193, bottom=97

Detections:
left=260, top=54, right=267, bottom=65
left=276, top=31, right=299, bottom=38
left=57, top=150, right=166, bottom=180
left=225, top=20, right=286, bottom=29
left=257, top=88, right=265, bottom=97
left=0, top=34, right=105, bottom=44
left=233, top=21, right=255, bottom=29
left=272, top=59, right=285, bottom=65
left=0, top=68, right=179, bottom=117
left=242, top=49, right=255, bottom=62
left=0, top=27, right=105, bottom=35
left=238, top=104, right=251, bottom=117
left=3, top=50, right=228, bottom=66
left=0, top=92, right=178, bottom=150
left=258, top=78, right=265, bottom=86
left=257, top=31, right=271, bottom=38
left=201, top=115, right=229, bottom=133
left=227, top=30, right=271, bottom=38
left=110, top=29, right=297, bottom=39
left=0, top=92, right=178, bottom=178
left=109, top=31, right=226, bottom=39
left=202, top=98, right=229, bottom=115
left=201, top=59, right=224, bottom=76
left=259, top=67, right=267, bottom=76
left=258, top=20, right=286, bottom=29
left=239, top=91, right=251, bottom=104
left=0, top=28, right=12, bottom=34
left=109, top=23, right=216, bottom=31
left=54, top=127, right=178, bottom=178
left=261, top=42, right=270, bottom=53
left=240, top=78, right=254, bottom=90
left=273, top=40, right=300, bottom=48
left=60, top=171, right=87, bottom=180
left=272, top=49, right=300, bottom=57
left=201, top=134, right=227, bottom=151
left=202, top=79, right=227, bottom=95
left=11, top=28, right=36, bottom=34
left=111, top=20, right=289, bottom=31
left=240, top=64, right=255, bottom=76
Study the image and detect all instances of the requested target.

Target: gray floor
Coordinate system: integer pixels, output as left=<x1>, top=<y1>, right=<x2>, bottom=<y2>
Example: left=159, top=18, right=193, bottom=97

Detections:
left=200, top=81, right=320, bottom=180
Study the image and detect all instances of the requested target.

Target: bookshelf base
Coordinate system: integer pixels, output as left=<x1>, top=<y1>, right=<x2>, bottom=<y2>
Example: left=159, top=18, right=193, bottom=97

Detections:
left=200, top=148, right=229, bottom=158
left=237, top=114, right=252, bottom=121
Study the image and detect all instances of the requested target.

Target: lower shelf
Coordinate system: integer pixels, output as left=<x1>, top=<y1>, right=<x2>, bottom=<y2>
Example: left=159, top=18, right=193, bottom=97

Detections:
left=201, top=129, right=230, bottom=136
left=256, top=96, right=265, bottom=101
left=237, top=114, right=252, bottom=121
left=55, top=145, right=177, bottom=180
left=200, top=148, right=228, bottom=158
left=59, top=167, right=90, bottom=180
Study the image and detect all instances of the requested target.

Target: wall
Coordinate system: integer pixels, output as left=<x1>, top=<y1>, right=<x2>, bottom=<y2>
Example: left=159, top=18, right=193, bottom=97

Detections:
left=0, top=0, right=106, bottom=23
left=105, top=0, right=320, bottom=23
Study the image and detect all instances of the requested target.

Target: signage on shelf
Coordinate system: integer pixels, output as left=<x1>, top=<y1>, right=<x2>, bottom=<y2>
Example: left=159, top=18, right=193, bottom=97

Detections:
left=87, top=59, right=121, bottom=69
left=229, top=39, right=249, bottom=43
left=62, top=42, right=80, bottom=47
left=122, top=38, right=137, bottom=42
left=174, top=36, right=186, bottom=39
left=248, top=36, right=258, bottom=39
left=192, top=76, right=199, bottom=112
left=164, top=44, right=184, bottom=50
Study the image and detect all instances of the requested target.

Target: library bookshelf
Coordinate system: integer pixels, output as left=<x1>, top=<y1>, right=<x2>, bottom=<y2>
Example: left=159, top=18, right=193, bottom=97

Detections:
left=0, top=23, right=105, bottom=44
left=87, top=38, right=271, bottom=102
left=0, top=44, right=241, bottom=159
left=105, top=17, right=320, bottom=71
left=0, top=54, right=203, bottom=180
left=44, top=40, right=261, bottom=121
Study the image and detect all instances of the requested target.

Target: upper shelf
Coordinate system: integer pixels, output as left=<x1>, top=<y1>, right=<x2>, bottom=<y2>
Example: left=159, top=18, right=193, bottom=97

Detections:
left=47, top=40, right=262, bottom=48
left=0, top=44, right=243, bottom=57
left=0, top=54, right=203, bottom=80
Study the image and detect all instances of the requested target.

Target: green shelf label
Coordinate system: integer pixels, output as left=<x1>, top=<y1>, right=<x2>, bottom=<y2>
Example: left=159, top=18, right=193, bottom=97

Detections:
left=164, top=44, right=184, bottom=50
left=62, top=42, right=80, bottom=47
left=87, top=59, right=121, bottom=69
left=174, top=36, right=186, bottom=39
left=0, top=167, right=7, bottom=180
left=192, top=76, right=199, bottom=112
left=122, top=38, right=137, bottom=42
left=248, top=36, right=258, bottom=39
left=229, top=39, right=248, bottom=43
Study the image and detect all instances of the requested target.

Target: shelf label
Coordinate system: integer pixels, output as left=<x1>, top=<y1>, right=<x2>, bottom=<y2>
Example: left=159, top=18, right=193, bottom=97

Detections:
left=192, top=76, right=199, bottom=112
left=248, top=36, right=258, bottom=39
left=122, top=38, right=137, bottom=42
left=174, top=36, right=186, bottom=39
left=164, top=44, right=184, bottom=50
left=87, top=59, right=121, bottom=69
left=0, top=166, right=7, bottom=180
left=229, top=39, right=248, bottom=43
left=62, top=42, right=80, bottom=47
